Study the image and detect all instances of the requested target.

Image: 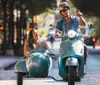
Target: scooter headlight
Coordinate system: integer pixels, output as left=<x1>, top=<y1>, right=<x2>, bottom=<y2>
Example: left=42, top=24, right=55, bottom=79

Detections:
left=67, top=30, right=77, bottom=39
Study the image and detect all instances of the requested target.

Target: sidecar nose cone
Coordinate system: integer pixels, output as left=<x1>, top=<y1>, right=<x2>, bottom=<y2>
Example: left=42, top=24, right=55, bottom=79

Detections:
left=26, top=54, right=49, bottom=77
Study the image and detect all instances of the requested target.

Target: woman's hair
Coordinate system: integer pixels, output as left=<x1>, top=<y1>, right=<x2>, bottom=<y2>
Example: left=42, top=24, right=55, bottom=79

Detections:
left=27, top=29, right=34, bottom=49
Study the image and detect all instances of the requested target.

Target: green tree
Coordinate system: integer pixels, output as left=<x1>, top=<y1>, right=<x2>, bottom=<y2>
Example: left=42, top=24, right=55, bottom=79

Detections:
left=21, top=0, right=57, bottom=19
left=70, top=0, right=100, bottom=17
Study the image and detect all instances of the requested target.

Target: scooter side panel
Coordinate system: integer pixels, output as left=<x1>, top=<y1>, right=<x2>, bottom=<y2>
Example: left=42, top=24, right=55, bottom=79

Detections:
left=58, top=56, right=68, bottom=79
left=76, top=55, right=84, bottom=78
left=72, top=40, right=84, bottom=56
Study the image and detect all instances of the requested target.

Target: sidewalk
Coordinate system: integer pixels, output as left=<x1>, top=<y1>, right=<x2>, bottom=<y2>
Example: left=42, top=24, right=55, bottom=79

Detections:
left=0, top=56, right=22, bottom=70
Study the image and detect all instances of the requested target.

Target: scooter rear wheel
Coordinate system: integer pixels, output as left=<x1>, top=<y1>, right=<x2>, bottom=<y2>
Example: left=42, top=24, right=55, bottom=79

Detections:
left=68, top=66, right=75, bottom=85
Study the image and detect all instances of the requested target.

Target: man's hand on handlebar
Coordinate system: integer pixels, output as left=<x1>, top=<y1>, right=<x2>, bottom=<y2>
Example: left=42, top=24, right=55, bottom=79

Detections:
left=55, top=29, right=62, bottom=38
left=55, top=33, right=61, bottom=38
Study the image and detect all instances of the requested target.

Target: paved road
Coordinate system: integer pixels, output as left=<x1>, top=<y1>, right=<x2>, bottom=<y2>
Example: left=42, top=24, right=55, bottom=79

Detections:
left=0, top=41, right=100, bottom=85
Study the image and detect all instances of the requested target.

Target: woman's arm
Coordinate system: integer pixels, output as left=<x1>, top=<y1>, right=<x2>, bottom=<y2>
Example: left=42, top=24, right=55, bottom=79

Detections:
left=23, top=39, right=28, bottom=57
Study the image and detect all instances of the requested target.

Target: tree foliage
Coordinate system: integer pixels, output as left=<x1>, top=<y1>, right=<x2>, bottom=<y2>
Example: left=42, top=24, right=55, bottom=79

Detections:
left=22, top=0, right=57, bottom=16
left=70, top=0, right=100, bottom=17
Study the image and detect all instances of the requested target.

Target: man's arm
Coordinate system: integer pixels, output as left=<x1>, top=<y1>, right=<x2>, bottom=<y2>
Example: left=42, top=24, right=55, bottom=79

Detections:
left=55, top=20, right=62, bottom=37
left=76, top=10, right=86, bottom=26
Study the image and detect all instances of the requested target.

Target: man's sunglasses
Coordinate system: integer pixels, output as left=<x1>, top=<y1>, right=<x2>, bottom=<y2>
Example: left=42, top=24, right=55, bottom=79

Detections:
left=59, top=9, right=68, bottom=13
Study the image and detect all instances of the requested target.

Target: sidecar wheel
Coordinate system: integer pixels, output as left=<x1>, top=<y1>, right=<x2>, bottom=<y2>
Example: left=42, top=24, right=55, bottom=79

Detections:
left=68, top=67, right=75, bottom=85
left=17, top=73, right=23, bottom=85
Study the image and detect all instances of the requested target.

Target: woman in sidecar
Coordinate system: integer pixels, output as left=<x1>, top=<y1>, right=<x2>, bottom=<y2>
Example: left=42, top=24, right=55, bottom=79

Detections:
left=23, top=28, right=55, bottom=58
left=14, top=29, right=55, bottom=85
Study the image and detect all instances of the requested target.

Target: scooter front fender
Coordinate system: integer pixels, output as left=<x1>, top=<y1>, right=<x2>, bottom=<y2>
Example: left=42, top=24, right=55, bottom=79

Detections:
left=65, top=57, right=79, bottom=66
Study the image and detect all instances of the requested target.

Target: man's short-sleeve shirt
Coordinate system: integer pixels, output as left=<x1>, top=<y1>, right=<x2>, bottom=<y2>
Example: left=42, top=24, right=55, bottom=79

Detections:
left=56, top=16, right=80, bottom=34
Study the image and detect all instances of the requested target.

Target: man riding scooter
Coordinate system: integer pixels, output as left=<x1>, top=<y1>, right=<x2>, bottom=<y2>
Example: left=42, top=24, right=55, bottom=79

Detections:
left=55, top=1, right=87, bottom=85
left=55, top=1, right=87, bottom=64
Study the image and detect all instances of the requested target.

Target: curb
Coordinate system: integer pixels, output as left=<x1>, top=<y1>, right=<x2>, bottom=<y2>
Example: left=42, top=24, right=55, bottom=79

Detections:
left=4, top=62, right=16, bottom=70
left=0, top=61, right=16, bottom=70
left=88, top=48, right=100, bottom=54
left=0, top=56, right=23, bottom=70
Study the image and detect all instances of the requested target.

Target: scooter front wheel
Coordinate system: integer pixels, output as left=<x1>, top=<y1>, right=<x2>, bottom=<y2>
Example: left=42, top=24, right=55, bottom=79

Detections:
left=68, top=66, right=75, bottom=85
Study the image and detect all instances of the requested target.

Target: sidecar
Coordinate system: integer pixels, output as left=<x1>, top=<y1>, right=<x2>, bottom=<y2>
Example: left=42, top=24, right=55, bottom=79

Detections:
left=14, top=47, right=52, bottom=85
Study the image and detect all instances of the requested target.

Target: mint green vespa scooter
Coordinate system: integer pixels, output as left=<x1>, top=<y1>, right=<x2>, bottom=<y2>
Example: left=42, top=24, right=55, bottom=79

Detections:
left=58, top=30, right=87, bottom=85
